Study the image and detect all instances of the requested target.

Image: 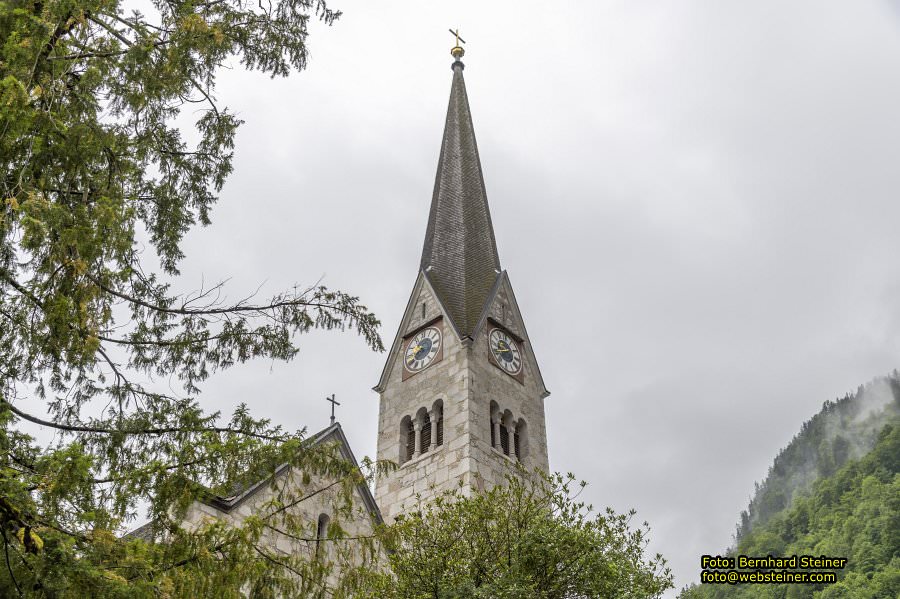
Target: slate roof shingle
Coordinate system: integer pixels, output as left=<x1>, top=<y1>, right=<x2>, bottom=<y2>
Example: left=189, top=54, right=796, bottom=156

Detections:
left=420, top=60, right=501, bottom=339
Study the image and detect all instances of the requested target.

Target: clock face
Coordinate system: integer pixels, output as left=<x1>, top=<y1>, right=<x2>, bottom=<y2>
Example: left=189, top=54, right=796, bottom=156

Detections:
left=489, top=328, right=522, bottom=375
left=404, top=327, right=442, bottom=373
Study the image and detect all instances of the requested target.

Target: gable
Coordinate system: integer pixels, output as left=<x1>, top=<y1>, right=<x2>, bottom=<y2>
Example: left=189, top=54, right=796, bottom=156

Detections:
left=373, top=272, right=459, bottom=393
left=474, top=272, right=550, bottom=399
left=127, top=423, right=382, bottom=540
left=196, top=424, right=382, bottom=522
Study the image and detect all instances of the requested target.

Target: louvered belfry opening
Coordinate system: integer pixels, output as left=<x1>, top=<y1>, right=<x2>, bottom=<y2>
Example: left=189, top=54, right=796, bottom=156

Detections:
left=489, top=400, right=500, bottom=450
left=421, top=412, right=432, bottom=454
left=399, top=416, right=414, bottom=464
left=514, top=430, right=521, bottom=460
left=499, top=423, right=510, bottom=455
left=436, top=404, right=444, bottom=446
left=404, top=421, right=415, bottom=463
left=515, top=419, right=528, bottom=461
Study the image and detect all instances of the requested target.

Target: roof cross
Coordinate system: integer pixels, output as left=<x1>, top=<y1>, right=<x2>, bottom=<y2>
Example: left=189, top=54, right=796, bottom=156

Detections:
left=449, top=28, right=466, bottom=59
left=326, top=394, right=340, bottom=425
left=449, top=28, right=466, bottom=46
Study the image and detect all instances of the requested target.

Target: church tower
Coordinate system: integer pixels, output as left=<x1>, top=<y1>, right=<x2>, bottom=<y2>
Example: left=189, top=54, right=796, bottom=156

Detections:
left=373, top=44, right=550, bottom=521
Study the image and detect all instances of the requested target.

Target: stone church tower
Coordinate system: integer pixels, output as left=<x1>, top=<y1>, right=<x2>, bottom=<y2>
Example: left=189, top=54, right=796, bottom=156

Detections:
left=373, top=47, right=550, bottom=522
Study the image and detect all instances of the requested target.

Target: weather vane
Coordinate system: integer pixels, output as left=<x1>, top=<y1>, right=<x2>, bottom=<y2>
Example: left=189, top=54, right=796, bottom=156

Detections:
left=449, top=28, right=466, bottom=60
left=326, top=394, right=340, bottom=425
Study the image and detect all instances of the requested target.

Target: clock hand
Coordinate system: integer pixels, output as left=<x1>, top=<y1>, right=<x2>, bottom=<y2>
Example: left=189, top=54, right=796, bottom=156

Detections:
left=407, top=345, right=422, bottom=363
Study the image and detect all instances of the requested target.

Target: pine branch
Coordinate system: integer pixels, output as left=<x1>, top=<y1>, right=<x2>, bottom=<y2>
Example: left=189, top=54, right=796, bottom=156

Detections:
left=1, top=399, right=291, bottom=442
left=89, top=274, right=356, bottom=318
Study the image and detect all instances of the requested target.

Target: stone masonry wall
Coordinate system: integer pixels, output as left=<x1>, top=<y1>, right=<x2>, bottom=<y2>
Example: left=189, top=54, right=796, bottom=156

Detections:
left=468, top=279, right=550, bottom=489
left=181, top=460, right=379, bottom=590
left=375, top=275, right=550, bottom=521
left=374, top=279, right=473, bottom=521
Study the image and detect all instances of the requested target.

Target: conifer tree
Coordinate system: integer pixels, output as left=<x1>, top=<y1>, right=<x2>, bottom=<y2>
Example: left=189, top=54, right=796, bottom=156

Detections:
left=0, top=0, right=385, bottom=594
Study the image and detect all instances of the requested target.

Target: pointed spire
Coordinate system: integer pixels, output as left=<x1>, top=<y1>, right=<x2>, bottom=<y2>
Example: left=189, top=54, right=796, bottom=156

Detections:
left=420, top=49, right=501, bottom=338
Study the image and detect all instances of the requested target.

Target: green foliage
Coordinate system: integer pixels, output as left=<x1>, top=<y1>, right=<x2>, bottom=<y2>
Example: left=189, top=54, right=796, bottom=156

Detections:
left=0, top=0, right=388, bottom=594
left=735, top=374, right=900, bottom=543
left=366, top=469, right=673, bottom=599
left=680, top=419, right=900, bottom=599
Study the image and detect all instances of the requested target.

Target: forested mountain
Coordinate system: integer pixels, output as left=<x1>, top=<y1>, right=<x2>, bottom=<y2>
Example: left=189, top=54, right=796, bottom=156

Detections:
left=737, top=374, right=900, bottom=542
left=680, top=373, right=900, bottom=598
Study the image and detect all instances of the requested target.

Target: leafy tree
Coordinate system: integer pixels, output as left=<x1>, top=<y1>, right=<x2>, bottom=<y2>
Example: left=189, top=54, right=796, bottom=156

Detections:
left=365, top=469, right=673, bottom=599
left=0, top=0, right=385, bottom=594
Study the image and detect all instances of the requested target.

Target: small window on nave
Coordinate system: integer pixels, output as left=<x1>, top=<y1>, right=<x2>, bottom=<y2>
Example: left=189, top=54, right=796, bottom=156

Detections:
left=315, top=513, right=330, bottom=558
left=317, top=513, right=330, bottom=539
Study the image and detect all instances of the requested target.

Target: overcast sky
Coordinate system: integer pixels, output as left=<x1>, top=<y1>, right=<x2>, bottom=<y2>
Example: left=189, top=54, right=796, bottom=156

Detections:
left=167, top=1, right=900, bottom=593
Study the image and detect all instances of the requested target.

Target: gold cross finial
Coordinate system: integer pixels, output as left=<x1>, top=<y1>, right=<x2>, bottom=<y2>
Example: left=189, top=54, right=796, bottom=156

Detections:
left=449, top=28, right=466, bottom=60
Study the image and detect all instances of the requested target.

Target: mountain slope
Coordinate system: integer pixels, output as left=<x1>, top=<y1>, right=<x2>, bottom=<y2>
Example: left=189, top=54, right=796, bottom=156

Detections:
left=681, top=419, right=899, bottom=598
left=679, top=374, right=900, bottom=599
left=737, top=374, right=900, bottom=543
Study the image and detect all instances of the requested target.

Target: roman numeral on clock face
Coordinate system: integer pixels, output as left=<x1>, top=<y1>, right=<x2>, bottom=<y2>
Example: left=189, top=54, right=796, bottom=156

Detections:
left=404, top=326, right=442, bottom=373
left=489, top=328, right=522, bottom=375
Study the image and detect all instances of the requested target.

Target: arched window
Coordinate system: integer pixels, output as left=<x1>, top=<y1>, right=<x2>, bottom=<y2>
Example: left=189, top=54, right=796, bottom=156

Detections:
left=433, top=399, right=444, bottom=447
left=419, top=408, right=431, bottom=454
left=489, top=401, right=500, bottom=449
left=515, top=419, right=528, bottom=461
left=513, top=427, right=520, bottom=460
left=400, top=416, right=414, bottom=464
left=317, top=513, right=330, bottom=538
left=315, top=513, right=330, bottom=558
left=500, top=410, right=514, bottom=456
